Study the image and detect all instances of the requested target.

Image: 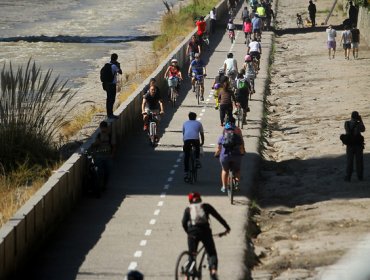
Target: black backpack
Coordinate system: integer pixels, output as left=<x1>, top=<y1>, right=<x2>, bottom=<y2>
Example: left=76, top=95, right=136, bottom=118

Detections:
left=222, top=130, right=242, bottom=152
left=100, top=63, right=114, bottom=84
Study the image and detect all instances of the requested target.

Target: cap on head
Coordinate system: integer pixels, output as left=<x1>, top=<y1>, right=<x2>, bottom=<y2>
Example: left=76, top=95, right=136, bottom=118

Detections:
left=171, top=58, right=178, bottom=63
left=188, top=192, right=201, bottom=203
left=194, top=53, right=200, bottom=58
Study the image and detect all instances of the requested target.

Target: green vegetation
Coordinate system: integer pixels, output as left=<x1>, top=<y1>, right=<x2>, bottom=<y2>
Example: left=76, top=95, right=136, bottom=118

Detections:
left=0, top=59, right=76, bottom=226
left=153, top=0, right=219, bottom=53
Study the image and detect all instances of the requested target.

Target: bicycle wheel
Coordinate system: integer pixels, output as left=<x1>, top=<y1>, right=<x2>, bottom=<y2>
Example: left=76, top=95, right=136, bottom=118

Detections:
left=195, top=83, right=200, bottom=105
left=149, top=121, right=156, bottom=147
left=175, top=251, right=196, bottom=280
left=171, top=87, right=177, bottom=108
left=196, top=250, right=207, bottom=279
left=228, top=170, right=234, bottom=205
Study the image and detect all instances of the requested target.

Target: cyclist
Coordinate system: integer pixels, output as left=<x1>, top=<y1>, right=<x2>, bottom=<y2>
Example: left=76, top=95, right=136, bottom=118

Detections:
left=127, top=270, right=144, bottom=280
left=188, top=53, right=207, bottom=101
left=212, top=68, right=226, bottom=110
left=182, top=112, right=204, bottom=181
left=141, top=77, right=160, bottom=96
left=215, top=121, right=244, bottom=193
left=226, top=18, right=236, bottom=42
left=251, top=14, right=262, bottom=40
left=142, top=85, right=164, bottom=132
left=164, top=58, right=183, bottom=95
left=243, top=18, right=252, bottom=44
left=247, top=37, right=262, bottom=72
left=234, top=69, right=251, bottom=124
left=228, top=0, right=237, bottom=17
left=256, top=4, right=266, bottom=30
left=186, top=35, right=201, bottom=62
left=241, top=6, right=250, bottom=23
left=217, top=76, right=236, bottom=127
left=243, top=54, right=256, bottom=93
left=223, top=52, right=238, bottom=89
left=182, top=192, right=231, bottom=280
left=195, top=16, right=207, bottom=49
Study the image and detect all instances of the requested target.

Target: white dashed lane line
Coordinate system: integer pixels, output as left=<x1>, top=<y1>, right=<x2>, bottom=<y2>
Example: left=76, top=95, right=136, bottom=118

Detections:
left=149, top=219, right=156, bottom=225
left=140, top=240, right=147, bottom=246
left=154, top=209, right=160, bottom=216
left=145, top=229, right=152, bottom=236
left=128, top=262, right=137, bottom=270
left=157, top=201, right=164, bottom=207
left=134, top=251, right=142, bottom=258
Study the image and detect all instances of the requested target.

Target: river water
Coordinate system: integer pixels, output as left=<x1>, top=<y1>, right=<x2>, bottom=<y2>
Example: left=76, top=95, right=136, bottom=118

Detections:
left=0, top=0, right=179, bottom=102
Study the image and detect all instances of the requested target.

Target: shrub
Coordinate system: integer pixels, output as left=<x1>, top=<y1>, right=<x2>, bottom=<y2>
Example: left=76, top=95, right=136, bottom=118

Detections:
left=0, top=59, right=77, bottom=171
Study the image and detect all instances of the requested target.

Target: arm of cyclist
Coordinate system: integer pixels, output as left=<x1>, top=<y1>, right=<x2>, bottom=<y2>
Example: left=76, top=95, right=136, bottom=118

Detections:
left=181, top=208, right=191, bottom=233
left=200, top=132, right=205, bottom=146
left=159, top=100, right=164, bottom=114
left=204, top=203, right=231, bottom=233
left=141, top=98, right=147, bottom=114
left=164, top=66, right=170, bottom=79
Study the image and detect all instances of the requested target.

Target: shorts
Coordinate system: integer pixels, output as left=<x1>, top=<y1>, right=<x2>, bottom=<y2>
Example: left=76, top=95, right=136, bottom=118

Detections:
left=327, top=41, right=336, bottom=49
left=343, top=43, right=351, bottom=50
left=352, top=42, right=359, bottom=48
left=250, top=51, right=260, bottom=60
left=253, top=28, right=261, bottom=34
left=220, top=155, right=242, bottom=172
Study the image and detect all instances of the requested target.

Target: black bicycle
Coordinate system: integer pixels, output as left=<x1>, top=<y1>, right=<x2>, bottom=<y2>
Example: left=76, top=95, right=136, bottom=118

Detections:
left=82, top=150, right=104, bottom=198
left=227, top=162, right=240, bottom=205
left=186, top=145, right=199, bottom=184
left=175, top=232, right=228, bottom=280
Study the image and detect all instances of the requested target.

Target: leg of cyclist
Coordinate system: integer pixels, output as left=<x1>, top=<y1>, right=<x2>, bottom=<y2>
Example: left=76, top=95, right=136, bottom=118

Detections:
left=213, top=89, right=220, bottom=110
left=200, top=81, right=205, bottom=101
left=187, top=234, right=200, bottom=276
left=219, top=104, right=227, bottom=126
left=193, top=139, right=201, bottom=168
left=200, top=230, right=218, bottom=280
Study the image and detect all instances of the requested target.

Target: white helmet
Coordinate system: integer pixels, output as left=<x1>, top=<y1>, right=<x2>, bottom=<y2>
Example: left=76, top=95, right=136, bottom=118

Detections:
left=171, top=58, right=178, bottom=63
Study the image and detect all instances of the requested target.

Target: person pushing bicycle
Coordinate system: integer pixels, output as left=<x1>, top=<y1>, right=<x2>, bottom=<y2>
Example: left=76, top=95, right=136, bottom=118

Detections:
left=182, top=192, right=230, bottom=280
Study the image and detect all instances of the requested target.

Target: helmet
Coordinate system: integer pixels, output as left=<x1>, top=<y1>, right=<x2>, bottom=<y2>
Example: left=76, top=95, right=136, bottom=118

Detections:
left=188, top=192, right=201, bottom=203
left=194, top=53, right=200, bottom=58
left=127, top=270, right=144, bottom=280
left=214, top=83, right=221, bottom=89
left=171, top=58, right=178, bottom=63
left=224, top=122, right=235, bottom=130
left=218, top=68, right=225, bottom=74
left=244, top=54, right=252, bottom=62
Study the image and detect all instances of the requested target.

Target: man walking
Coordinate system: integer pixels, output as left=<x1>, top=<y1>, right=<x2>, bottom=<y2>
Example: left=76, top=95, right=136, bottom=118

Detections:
left=351, top=25, right=360, bottom=59
left=101, top=53, right=122, bottom=119
left=308, top=0, right=316, bottom=27
left=326, top=25, right=337, bottom=59
left=344, top=111, right=365, bottom=182
left=340, top=25, right=352, bottom=60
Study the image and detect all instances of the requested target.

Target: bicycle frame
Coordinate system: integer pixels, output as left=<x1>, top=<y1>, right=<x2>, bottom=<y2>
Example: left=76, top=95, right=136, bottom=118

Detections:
left=147, top=112, right=159, bottom=146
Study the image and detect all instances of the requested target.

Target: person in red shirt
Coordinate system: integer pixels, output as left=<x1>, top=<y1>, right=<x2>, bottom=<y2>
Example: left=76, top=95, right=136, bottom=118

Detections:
left=196, top=16, right=207, bottom=38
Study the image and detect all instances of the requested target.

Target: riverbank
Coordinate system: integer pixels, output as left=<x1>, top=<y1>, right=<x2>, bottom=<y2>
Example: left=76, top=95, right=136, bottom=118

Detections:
left=250, top=0, right=370, bottom=278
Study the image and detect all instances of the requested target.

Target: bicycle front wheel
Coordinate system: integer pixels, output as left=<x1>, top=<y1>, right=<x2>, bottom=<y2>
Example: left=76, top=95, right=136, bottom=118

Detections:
left=171, top=88, right=177, bottom=108
left=228, top=170, right=234, bottom=205
left=195, top=84, right=200, bottom=105
left=175, top=251, right=196, bottom=280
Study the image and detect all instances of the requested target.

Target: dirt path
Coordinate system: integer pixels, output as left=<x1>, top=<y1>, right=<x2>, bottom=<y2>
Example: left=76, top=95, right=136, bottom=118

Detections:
left=251, top=0, right=370, bottom=279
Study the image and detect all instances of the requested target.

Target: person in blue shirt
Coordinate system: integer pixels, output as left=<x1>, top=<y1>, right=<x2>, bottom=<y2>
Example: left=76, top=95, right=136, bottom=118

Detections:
left=188, top=53, right=207, bottom=101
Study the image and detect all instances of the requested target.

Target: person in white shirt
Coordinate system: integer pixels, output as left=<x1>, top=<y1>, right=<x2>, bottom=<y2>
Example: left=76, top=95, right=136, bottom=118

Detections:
left=223, top=52, right=238, bottom=83
left=182, top=112, right=204, bottom=181
left=247, top=38, right=262, bottom=70
left=210, top=7, right=217, bottom=34
left=326, top=25, right=337, bottom=59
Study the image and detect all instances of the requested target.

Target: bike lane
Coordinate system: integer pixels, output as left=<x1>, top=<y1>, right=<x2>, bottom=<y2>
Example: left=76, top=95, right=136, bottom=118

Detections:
left=26, top=6, right=274, bottom=280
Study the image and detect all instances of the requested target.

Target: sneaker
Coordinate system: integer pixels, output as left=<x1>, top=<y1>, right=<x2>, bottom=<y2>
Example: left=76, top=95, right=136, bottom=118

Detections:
left=214, top=105, right=219, bottom=110
left=220, top=186, right=226, bottom=193
left=196, top=159, right=201, bottom=168
left=234, top=180, right=240, bottom=191
left=200, top=96, right=204, bottom=101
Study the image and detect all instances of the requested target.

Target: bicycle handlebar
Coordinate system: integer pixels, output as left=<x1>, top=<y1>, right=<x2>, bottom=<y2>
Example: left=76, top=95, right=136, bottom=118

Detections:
left=213, top=230, right=230, bottom=237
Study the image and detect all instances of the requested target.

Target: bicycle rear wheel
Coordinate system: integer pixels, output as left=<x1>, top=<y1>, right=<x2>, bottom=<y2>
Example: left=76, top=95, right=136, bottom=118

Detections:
left=228, top=170, right=234, bottom=205
left=171, top=87, right=177, bottom=108
left=190, top=151, right=197, bottom=183
left=175, top=251, right=196, bottom=280
left=195, top=83, right=200, bottom=105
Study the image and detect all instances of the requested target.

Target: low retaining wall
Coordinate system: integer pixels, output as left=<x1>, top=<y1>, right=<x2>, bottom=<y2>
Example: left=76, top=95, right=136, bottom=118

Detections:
left=358, top=6, right=370, bottom=46
left=0, top=1, right=228, bottom=279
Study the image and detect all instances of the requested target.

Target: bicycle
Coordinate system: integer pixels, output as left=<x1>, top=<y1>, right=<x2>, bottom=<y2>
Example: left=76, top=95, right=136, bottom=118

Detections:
left=201, top=33, right=210, bottom=51
left=186, top=144, right=199, bottom=184
left=251, top=56, right=259, bottom=75
left=228, top=7, right=236, bottom=19
left=146, top=111, right=160, bottom=147
left=194, top=74, right=204, bottom=105
left=228, top=29, right=235, bottom=44
left=175, top=232, right=228, bottom=280
left=227, top=162, right=239, bottom=205
left=167, top=77, right=179, bottom=108
left=82, top=150, right=104, bottom=198
left=296, top=13, right=304, bottom=28
left=235, top=104, right=244, bottom=129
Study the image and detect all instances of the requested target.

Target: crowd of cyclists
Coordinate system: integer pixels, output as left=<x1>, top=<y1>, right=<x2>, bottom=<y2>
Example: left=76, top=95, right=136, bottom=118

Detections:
left=137, top=1, right=270, bottom=279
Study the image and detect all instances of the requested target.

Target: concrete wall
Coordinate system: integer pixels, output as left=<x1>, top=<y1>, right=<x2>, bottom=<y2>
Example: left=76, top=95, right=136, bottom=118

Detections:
left=0, top=1, right=229, bottom=279
left=358, top=6, right=370, bottom=46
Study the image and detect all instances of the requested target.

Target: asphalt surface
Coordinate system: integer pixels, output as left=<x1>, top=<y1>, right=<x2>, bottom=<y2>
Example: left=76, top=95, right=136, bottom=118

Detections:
left=25, top=7, right=273, bottom=280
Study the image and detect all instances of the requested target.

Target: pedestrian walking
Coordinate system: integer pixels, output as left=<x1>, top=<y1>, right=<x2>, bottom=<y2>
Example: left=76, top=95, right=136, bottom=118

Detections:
left=100, top=53, right=122, bottom=119
left=340, top=25, right=352, bottom=60
left=308, top=0, right=316, bottom=27
left=343, top=111, right=365, bottom=182
left=326, top=25, right=337, bottom=59
left=210, top=7, right=217, bottom=34
left=351, top=25, right=360, bottom=59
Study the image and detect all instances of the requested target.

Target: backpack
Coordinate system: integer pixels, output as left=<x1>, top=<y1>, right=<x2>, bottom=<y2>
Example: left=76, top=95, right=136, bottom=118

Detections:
left=189, top=203, right=208, bottom=226
left=222, top=130, right=242, bottom=151
left=100, top=63, right=114, bottom=84
left=237, top=78, right=248, bottom=89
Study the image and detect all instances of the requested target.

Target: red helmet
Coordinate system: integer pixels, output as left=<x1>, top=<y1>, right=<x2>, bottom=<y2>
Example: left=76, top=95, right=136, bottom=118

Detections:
left=188, top=192, right=201, bottom=203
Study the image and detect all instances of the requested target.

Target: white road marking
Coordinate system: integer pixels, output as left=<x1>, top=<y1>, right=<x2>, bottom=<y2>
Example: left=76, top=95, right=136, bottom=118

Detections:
left=158, top=201, right=164, bottom=206
left=164, top=184, right=170, bottom=190
left=206, top=98, right=210, bottom=102
left=170, top=170, right=175, bottom=175
left=173, top=164, right=179, bottom=168
left=167, top=177, right=173, bottom=182
left=145, top=229, right=152, bottom=236
left=149, top=219, right=156, bottom=225
left=197, top=118, right=202, bottom=121
left=154, top=209, right=160, bottom=215
left=128, top=262, right=137, bottom=270
left=199, top=113, right=204, bottom=117
left=202, top=109, right=206, bottom=112
left=134, top=251, right=142, bottom=258
left=209, top=143, right=216, bottom=146
left=140, top=240, right=147, bottom=246
left=160, top=192, right=166, bottom=198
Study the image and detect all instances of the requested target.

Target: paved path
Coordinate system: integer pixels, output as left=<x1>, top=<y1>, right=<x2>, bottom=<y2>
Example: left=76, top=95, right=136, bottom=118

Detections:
left=26, top=7, right=273, bottom=280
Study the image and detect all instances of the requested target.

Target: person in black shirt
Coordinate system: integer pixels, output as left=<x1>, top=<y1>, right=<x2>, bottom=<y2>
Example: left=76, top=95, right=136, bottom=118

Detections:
left=141, top=77, right=160, bottom=96
left=141, top=85, right=164, bottom=131
left=344, top=111, right=365, bottom=181
left=186, top=35, right=201, bottom=61
left=308, top=0, right=316, bottom=27
left=351, top=25, right=360, bottom=59
left=182, top=192, right=230, bottom=280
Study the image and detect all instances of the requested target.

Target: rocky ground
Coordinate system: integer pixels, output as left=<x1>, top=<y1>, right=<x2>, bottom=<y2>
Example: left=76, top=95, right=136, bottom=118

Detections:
left=251, top=0, right=370, bottom=279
